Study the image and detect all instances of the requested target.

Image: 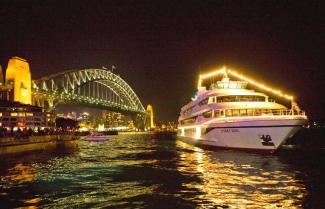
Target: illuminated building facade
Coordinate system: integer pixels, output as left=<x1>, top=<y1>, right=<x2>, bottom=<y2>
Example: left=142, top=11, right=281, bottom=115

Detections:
left=0, top=101, right=54, bottom=130
left=0, top=57, right=55, bottom=130
left=102, top=110, right=134, bottom=130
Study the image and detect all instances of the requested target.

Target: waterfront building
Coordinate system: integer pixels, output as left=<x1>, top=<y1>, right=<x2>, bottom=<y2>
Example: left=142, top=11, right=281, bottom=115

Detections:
left=0, top=100, right=54, bottom=130
left=0, top=57, right=55, bottom=131
left=0, top=85, right=13, bottom=101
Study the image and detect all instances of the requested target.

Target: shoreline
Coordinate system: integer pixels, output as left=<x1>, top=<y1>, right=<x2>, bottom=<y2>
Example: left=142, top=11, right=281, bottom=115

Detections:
left=0, top=135, right=79, bottom=155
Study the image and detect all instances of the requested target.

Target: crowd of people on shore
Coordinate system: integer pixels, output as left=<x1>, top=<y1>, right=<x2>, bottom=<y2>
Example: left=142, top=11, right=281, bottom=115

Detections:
left=0, top=127, right=75, bottom=139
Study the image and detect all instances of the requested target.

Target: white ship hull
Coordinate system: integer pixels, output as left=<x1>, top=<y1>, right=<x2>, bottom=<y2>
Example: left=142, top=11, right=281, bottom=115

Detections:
left=177, top=118, right=306, bottom=153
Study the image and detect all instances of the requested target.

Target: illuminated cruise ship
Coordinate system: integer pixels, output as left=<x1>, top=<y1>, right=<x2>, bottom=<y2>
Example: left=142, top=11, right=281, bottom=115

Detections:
left=177, top=67, right=307, bottom=153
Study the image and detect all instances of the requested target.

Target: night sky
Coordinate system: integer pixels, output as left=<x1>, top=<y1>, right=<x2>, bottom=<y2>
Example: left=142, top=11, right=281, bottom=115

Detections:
left=1, top=1, right=324, bottom=121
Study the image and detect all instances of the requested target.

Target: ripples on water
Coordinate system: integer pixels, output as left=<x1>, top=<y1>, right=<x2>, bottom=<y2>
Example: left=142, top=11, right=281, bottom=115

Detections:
left=0, top=134, right=324, bottom=208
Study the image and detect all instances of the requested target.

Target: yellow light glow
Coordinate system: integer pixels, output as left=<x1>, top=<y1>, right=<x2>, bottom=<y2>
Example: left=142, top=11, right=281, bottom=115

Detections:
left=195, top=126, right=201, bottom=139
left=198, top=67, right=294, bottom=101
left=198, top=67, right=226, bottom=89
left=227, top=69, right=294, bottom=100
left=200, top=67, right=226, bottom=80
left=5, top=57, right=32, bottom=104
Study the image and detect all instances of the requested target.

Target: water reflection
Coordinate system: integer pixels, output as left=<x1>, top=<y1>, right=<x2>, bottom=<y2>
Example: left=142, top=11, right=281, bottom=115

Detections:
left=0, top=134, right=322, bottom=208
left=176, top=140, right=306, bottom=208
left=3, top=163, right=34, bottom=184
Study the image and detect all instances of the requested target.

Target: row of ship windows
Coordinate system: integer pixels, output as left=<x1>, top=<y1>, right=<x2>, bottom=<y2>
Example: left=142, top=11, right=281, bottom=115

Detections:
left=199, top=95, right=266, bottom=105
left=180, top=108, right=288, bottom=125
left=182, top=95, right=266, bottom=115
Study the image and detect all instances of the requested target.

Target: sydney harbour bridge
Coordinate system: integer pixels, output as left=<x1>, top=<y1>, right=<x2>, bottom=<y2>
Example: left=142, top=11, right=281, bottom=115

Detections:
left=32, top=68, right=146, bottom=114
left=31, top=68, right=149, bottom=128
left=3, top=57, right=152, bottom=128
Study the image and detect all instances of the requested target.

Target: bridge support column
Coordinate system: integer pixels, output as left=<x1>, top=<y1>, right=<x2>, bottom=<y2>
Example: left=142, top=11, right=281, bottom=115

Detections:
left=5, top=57, right=32, bottom=104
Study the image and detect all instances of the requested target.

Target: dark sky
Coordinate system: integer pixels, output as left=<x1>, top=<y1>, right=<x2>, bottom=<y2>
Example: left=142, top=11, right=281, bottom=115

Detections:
left=1, top=0, right=324, bottom=121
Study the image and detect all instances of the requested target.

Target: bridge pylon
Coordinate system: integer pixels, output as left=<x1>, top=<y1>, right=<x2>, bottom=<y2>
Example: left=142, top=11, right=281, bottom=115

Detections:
left=5, top=57, right=32, bottom=105
left=146, top=104, right=155, bottom=130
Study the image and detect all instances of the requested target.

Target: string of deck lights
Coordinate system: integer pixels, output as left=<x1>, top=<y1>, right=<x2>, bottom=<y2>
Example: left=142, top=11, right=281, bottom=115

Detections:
left=198, top=67, right=294, bottom=101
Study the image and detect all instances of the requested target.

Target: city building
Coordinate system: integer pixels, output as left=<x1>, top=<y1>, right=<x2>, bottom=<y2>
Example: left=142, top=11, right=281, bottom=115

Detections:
left=0, top=57, right=55, bottom=131
left=0, top=100, right=54, bottom=130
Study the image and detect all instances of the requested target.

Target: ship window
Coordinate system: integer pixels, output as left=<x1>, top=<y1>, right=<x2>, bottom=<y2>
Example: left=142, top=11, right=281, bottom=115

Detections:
left=255, top=109, right=262, bottom=116
left=202, top=110, right=212, bottom=118
left=214, top=110, right=220, bottom=117
left=261, top=109, right=271, bottom=115
left=247, top=109, right=254, bottom=116
left=184, top=128, right=196, bottom=134
left=240, top=109, right=247, bottom=116
left=181, top=116, right=197, bottom=125
left=225, top=109, right=232, bottom=117
left=199, top=98, right=209, bottom=106
left=217, top=95, right=265, bottom=103
left=242, top=96, right=250, bottom=102
left=223, top=108, right=289, bottom=117
left=232, top=109, right=239, bottom=116
left=214, top=110, right=225, bottom=118
left=201, top=127, right=207, bottom=134
left=182, top=106, right=194, bottom=115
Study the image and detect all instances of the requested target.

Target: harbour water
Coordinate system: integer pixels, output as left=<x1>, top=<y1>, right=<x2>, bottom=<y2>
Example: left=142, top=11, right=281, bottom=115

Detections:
left=0, top=133, right=324, bottom=208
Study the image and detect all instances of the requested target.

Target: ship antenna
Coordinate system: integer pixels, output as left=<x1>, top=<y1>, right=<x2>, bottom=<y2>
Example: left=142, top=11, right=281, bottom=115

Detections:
left=223, top=66, right=228, bottom=78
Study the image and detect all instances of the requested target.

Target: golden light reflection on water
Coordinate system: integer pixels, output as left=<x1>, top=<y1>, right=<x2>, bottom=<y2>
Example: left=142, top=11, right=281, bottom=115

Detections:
left=4, top=163, right=34, bottom=183
left=176, top=140, right=307, bottom=208
left=18, top=206, right=38, bottom=209
left=21, top=197, right=42, bottom=204
left=0, top=136, right=313, bottom=208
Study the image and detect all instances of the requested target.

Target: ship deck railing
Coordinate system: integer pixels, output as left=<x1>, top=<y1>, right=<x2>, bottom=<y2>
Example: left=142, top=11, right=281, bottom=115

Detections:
left=223, top=109, right=306, bottom=118
left=179, top=109, right=306, bottom=125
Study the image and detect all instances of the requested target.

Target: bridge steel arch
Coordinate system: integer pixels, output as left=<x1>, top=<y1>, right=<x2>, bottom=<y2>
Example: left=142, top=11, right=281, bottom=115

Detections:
left=32, top=69, right=146, bottom=114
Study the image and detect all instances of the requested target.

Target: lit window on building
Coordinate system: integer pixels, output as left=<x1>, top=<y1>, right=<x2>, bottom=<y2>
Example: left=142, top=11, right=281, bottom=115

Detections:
left=10, top=112, right=18, bottom=116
